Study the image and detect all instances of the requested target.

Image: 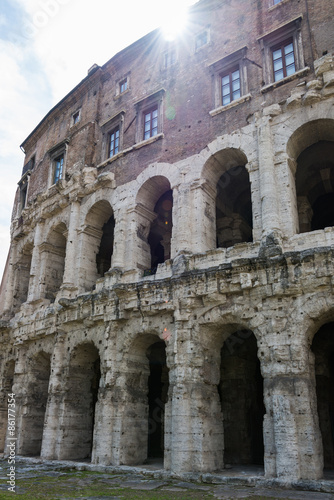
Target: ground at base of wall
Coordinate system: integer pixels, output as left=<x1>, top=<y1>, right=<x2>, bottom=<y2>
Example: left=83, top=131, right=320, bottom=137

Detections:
left=0, top=459, right=334, bottom=499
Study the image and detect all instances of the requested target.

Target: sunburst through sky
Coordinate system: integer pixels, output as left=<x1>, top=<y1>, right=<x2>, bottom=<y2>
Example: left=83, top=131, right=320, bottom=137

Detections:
left=0, top=0, right=198, bottom=281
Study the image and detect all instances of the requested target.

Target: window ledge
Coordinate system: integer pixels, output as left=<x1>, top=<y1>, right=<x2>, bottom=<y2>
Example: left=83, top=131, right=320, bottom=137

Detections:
left=209, top=93, right=252, bottom=116
left=133, top=133, right=164, bottom=150
left=96, top=134, right=164, bottom=169
left=261, top=67, right=310, bottom=93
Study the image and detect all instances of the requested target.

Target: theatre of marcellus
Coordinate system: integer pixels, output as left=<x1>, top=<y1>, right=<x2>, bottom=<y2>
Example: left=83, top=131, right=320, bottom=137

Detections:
left=1, top=0, right=334, bottom=482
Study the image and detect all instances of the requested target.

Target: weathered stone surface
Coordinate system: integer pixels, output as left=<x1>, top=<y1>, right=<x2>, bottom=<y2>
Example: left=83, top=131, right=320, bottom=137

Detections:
left=0, top=0, right=334, bottom=488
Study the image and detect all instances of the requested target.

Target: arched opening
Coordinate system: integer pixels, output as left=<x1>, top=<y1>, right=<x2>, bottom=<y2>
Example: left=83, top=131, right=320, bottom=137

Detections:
left=121, top=334, right=169, bottom=465
left=0, top=360, right=15, bottom=452
left=96, top=215, right=115, bottom=277
left=216, top=165, right=253, bottom=248
left=62, top=343, right=101, bottom=460
left=296, top=141, right=334, bottom=233
left=44, top=223, right=67, bottom=301
left=219, top=330, right=264, bottom=465
left=148, top=191, right=173, bottom=272
left=13, top=242, right=33, bottom=310
left=83, top=200, right=115, bottom=289
left=21, top=352, right=51, bottom=456
left=136, top=176, right=173, bottom=274
left=147, top=341, right=169, bottom=459
left=311, top=322, right=334, bottom=470
left=201, top=148, right=252, bottom=250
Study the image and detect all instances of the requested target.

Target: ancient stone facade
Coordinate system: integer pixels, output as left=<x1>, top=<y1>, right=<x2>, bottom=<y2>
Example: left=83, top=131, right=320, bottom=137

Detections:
left=1, top=0, right=334, bottom=481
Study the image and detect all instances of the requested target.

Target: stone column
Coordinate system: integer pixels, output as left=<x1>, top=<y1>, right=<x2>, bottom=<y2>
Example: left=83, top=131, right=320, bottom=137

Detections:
left=133, top=203, right=156, bottom=271
left=2, top=242, right=19, bottom=313
left=246, top=162, right=262, bottom=242
left=165, top=321, right=224, bottom=473
left=262, top=348, right=323, bottom=480
left=60, top=200, right=81, bottom=296
left=170, top=183, right=192, bottom=256
left=41, top=332, right=67, bottom=460
left=8, top=345, right=28, bottom=456
left=257, top=116, right=281, bottom=237
left=110, top=208, right=126, bottom=270
left=27, top=219, right=45, bottom=303
left=190, top=180, right=217, bottom=253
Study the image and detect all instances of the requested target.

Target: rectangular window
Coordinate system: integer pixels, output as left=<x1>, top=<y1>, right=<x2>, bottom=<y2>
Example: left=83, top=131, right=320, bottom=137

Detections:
left=72, top=110, right=80, bottom=125
left=195, top=30, right=208, bottom=51
left=144, top=107, right=158, bottom=140
left=164, top=49, right=176, bottom=68
left=108, top=127, right=120, bottom=157
left=120, top=78, right=128, bottom=93
left=221, top=68, right=241, bottom=106
left=272, top=39, right=295, bottom=81
left=53, top=155, right=64, bottom=184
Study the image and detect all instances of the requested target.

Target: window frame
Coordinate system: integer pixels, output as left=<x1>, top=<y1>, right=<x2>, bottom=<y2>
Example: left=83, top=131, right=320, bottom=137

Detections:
left=209, top=47, right=250, bottom=115
left=71, top=109, right=81, bottom=126
left=259, top=16, right=306, bottom=90
left=53, top=154, right=64, bottom=184
left=48, top=140, right=69, bottom=187
left=272, top=38, right=296, bottom=81
left=108, top=126, right=120, bottom=158
left=115, top=74, right=130, bottom=97
left=195, top=29, right=210, bottom=52
left=119, top=78, right=128, bottom=94
left=135, top=89, right=165, bottom=145
left=163, top=47, right=177, bottom=69
left=143, top=106, right=158, bottom=141
left=101, top=111, right=125, bottom=162
left=221, top=66, right=242, bottom=106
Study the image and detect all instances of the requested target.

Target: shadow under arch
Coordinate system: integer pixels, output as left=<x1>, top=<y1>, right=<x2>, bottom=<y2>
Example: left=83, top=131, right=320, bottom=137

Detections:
left=311, top=322, right=334, bottom=471
left=18, top=351, right=51, bottom=457
left=0, top=359, right=15, bottom=453
left=82, top=200, right=115, bottom=289
left=200, top=319, right=264, bottom=467
left=287, top=119, right=334, bottom=234
left=13, top=241, right=33, bottom=311
left=201, top=148, right=253, bottom=249
left=44, top=222, right=67, bottom=301
left=135, top=176, right=173, bottom=273
left=120, top=332, right=169, bottom=465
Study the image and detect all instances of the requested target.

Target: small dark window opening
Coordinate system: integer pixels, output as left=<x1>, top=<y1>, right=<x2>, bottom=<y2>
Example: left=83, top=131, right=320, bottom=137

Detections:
left=20, top=184, right=28, bottom=211
left=195, top=31, right=208, bottom=50
left=53, top=155, right=64, bottom=184
left=120, top=78, right=128, bottom=93
left=272, top=39, right=295, bottom=81
left=96, top=215, right=115, bottom=277
left=72, top=110, right=80, bottom=125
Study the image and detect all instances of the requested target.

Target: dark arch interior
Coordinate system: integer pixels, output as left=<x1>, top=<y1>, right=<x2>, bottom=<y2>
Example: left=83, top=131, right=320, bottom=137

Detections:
left=146, top=341, right=169, bottom=458
left=148, top=190, right=173, bottom=272
left=219, top=330, right=264, bottom=465
left=312, top=322, right=334, bottom=469
left=21, top=352, right=51, bottom=456
left=96, top=214, right=115, bottom=276
left=216, top=165, right=253, bottom=248
left=296, top=141, right=334, bottom=233
left=65, top=344, right=101, bottom=460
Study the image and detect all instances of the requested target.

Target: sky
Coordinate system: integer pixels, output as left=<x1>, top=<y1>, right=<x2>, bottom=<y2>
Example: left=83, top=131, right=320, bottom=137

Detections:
left=0, top=0, right=198, bottom=282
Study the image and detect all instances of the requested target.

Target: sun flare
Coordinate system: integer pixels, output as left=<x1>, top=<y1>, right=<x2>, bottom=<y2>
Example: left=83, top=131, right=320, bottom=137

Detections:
left=160, top=4, right=189, bottom=41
